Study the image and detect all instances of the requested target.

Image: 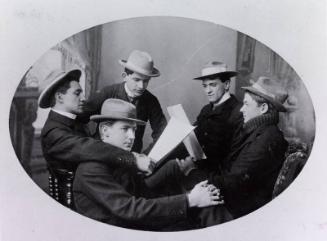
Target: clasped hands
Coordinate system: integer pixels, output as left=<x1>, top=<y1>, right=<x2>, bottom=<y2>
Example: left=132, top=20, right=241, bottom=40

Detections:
left=133, top=153, right=224, bottom=208
left=188, top=180, right=224, bottom=208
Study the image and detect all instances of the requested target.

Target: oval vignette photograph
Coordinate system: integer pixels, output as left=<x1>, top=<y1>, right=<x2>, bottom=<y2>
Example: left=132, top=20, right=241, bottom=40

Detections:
left=9, top=16, right=315, bottom=231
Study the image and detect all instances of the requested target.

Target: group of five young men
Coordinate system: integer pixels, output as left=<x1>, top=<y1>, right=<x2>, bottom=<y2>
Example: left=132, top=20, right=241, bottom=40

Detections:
left=39, top=50, right=288, bottom=230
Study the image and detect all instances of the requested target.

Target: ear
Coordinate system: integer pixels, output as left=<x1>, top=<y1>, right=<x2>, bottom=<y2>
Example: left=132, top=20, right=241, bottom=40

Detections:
left=122, top=72, right=127, bottom=79
left=101, top=125, right=110, bottom=137
left=224, top=80, right=231, bottom=91
left=260, top=103, right=269, bottom=114
left=55, top=92, right=63, bottom=104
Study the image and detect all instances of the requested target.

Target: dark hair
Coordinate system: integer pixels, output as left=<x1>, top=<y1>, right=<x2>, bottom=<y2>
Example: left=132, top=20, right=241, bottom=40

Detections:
left=206, top=75, right=231, bottom=82
left=218, top=76, right=231, bottom=82
left=124, top=68, right=134, bottom=76
left=48, top=80, right=73, bottom=107
left=246, top=91, right=277, bottom=114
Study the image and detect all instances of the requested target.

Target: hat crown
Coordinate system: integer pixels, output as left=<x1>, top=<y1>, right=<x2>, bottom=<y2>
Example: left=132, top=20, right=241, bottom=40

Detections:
left=100, top=99, right=137, bottom=120
left=193, top=60, right=237, bottom=80
left=127, top=50, right=153, bottom=71
left=242, top=76, right=288, bottom=112
left=201, top=61, right=228, bottom=76
left=254, top=76, right=288, bottom=104
left=119, top=50, right=160, bottom=77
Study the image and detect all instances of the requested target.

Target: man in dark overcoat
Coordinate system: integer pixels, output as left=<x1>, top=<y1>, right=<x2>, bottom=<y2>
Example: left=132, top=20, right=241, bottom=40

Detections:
left=184, top=76, right=289, bottom=226
left=192, top=61, right=244, bottom=172
left=83, top=50, right=167, bottom=153
left=39, top=69, right=154, bottom=205
left=73, top=98, right=222, bottom=231
left=169, top=61, right=243, bottom=175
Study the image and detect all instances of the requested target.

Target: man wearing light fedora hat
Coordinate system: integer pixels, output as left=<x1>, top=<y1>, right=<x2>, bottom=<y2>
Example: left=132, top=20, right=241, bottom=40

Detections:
left=180, top=76, right=289, bottom=226
left=73, top=98, right=222, bottom=231
left=83, top=50, right=167, bottom=153
left=39, top=69, right=154, bottom=206
left=175, top=61, right=243, bottom=174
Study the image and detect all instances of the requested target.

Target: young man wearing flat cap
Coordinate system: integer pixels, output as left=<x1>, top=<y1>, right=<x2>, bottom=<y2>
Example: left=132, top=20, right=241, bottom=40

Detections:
left=73, top=98, right=222, bottom=231
left=83, top=50, right=167, bottom=153
left=39, top=69, right=153, bottom=205
left=182, top=76, right=289, bottom=226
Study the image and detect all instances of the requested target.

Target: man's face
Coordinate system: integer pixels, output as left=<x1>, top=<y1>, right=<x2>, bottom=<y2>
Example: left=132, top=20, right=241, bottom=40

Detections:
left=102, top=120, right=136, bottom=151
left=124, top=71, right=151, bottom=97
left=59, top=80, right=85, bottom=114
left=201, top=78, right=228, bottom=104
left=240, top=92, right=263, bottom=123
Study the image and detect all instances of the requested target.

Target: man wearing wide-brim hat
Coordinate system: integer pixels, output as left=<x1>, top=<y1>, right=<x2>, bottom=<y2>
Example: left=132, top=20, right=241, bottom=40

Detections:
left=183, top=61, right=243, bottom=173
left=73, top=98, right=222, bottom=231
left=191, top=76, right=289, bottom=226
left=83, top=50, right=167, bottom=153
left=39, top=69, right=154, bottom=207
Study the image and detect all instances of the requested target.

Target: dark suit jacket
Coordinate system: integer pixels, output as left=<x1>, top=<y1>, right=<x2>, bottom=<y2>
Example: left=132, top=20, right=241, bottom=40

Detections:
left=209, top=122, right=288, bottom=218
left=83, top=82, right=167, bottom=153
left=194, top=95, right=243, bottom=171
left=73, top=161, right=189, bottom=231
left=41, top=110, right=136, bottom=171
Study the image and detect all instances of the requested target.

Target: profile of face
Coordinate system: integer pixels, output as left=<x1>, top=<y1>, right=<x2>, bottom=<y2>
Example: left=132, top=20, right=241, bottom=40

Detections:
left=240, top=92, right=267, bottom=123
left=56, top=80, right=85, bottom=114
left=101, top=120, right=137, bottom=151
left=201, top=78, right=229, bottom=104
left=123, top=71, right=151, bottom=97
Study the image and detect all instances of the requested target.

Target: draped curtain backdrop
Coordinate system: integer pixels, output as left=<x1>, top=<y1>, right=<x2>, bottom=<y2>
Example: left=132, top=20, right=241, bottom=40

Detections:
left=9, top=26, right=102, bottom=189
left=235, top=33, right=315, bottom=151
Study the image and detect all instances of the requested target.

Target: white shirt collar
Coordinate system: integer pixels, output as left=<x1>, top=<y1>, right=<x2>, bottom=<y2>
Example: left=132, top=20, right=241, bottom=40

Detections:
left=124, top=82, right=136, bottom=98
left=52, top=108, right=77, bottom=120
left=213, top=92, right=231, bottom=108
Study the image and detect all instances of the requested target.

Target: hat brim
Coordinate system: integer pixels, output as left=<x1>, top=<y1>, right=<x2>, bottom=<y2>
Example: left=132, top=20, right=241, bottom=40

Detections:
left=241, top=86, right=287, bottom=112
left=90, top=115, right=146, bottom=125
left=119, top=60, right=160, bottom=77
left=193, top=71, right=237, bottom=81
left=38, top=69, right=82, bottom=109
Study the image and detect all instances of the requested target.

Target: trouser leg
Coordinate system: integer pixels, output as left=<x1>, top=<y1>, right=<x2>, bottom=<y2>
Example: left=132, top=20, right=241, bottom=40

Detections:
left=144, top=159, right=184, bottom=194
left=189, top=205, right=234, bottom=228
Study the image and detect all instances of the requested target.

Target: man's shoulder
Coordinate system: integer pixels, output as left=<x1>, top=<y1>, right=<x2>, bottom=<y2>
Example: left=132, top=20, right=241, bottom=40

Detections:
left=227, top=95, right=242, bottom=110
left=141, top=89, right=158, bottom=100
left=41, top=111, right=73, bottom=137
left=101, top=82, right=124, bottom=93
left=139, top=90, right=161, bottom=108
left=199, top=103, right=212, bottom=113
left=228, top=95, right=243, bottom=119
left=253, top=124, right=286, bottom=144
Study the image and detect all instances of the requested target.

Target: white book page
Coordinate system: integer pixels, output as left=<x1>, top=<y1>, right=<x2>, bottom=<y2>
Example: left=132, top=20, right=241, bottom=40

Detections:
left=167, top=104, right=206, bottom=160
left=148, top=117, right=195, bottom=163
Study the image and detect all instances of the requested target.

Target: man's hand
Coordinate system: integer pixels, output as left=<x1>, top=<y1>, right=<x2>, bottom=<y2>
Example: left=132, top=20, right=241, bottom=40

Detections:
left=187, top=180, right=223, bottom=208
left=176, top=156, right=197, bottom=176
left=132, top=152, right=155, bottom=175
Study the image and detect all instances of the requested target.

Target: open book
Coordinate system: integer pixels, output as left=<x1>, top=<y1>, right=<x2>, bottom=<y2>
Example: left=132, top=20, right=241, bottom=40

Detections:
left=148, top=117, right=195, bottom=163
left=148, top=104, right=206, bottom=163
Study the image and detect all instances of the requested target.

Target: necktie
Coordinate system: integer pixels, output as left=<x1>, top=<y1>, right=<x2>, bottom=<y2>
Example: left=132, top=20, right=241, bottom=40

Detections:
left=129, top=97, right=138, bottom=105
